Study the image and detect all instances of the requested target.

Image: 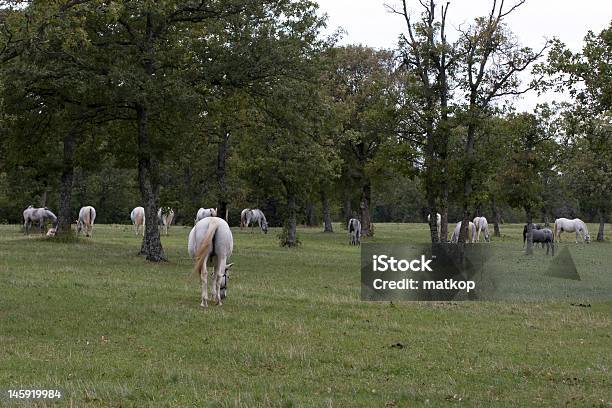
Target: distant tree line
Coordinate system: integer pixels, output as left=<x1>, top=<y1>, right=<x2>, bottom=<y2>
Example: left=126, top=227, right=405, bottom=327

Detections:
left=0, top=0, right=609, bottom=260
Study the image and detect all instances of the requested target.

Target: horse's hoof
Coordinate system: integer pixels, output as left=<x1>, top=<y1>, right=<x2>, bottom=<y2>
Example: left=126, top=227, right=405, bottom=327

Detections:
left=200, top=301, right=208, bottom=308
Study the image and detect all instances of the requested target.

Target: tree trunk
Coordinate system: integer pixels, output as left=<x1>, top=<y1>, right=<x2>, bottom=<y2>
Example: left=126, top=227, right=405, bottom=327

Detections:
left=491, top=198, right=501, bottom=237
left=525, top=208, right=534, bottom=255
left=39, top=189, right=47, bottom=208
left=597, top=208, right=605, bottom=242
left=136, top=102, right=166, bottom=262
left=428, top=206, right=439, bottom=243
left=58, top=131, right=76, bottom=233
left=360, top=181, right=372, bottom=237
left=282, top=193, right=298, bottom=247
left=342, top=196, right=352, bottom=229
left=438, top=26, right=451, bottom=244
left=459, top=108, right=477, bottom=244
left=305, top=202, right=316, bottom=226
left=321, top=190, right=333, bottom=233
left=438, top=157, right=449, bottom=243
left=440, top=207, right=448, bottom=243
left=216, top=126, right=229, bottom=221
left=458, top=208, right=470, bottom=244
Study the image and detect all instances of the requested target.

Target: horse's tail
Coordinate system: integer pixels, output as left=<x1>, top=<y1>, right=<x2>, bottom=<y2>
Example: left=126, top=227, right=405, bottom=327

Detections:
left=192, top=221, right=219, bottom=280
left=240, top=209, right=249, bottom=228
left=89, top=207, right=93, bottom=225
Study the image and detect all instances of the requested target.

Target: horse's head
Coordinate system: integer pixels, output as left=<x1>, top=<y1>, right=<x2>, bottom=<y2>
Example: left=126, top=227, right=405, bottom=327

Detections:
left=584, top=233, right=590, bottom=243
left=262, top=220, right=268, bottom=234
left=220, top=263, right=234, bottom=299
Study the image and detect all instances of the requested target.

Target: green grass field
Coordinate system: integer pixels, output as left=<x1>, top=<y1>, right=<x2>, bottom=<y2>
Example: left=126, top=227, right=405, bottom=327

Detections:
left=1, top=223, right=610, bottom=407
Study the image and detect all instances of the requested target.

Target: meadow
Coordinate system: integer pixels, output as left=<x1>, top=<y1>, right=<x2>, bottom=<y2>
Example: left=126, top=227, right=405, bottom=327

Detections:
left=0, top=223, right=610, bottom=407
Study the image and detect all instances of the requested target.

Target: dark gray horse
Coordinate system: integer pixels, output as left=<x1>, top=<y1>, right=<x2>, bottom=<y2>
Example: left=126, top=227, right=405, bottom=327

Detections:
left=522, top=223, right=542, bottom=247
left=531, top=228, right=554, bottom=256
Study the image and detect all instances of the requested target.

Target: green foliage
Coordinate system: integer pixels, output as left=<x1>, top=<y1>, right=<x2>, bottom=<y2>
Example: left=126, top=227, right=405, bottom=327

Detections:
left=538, top=22, right=611, bottom=113
left=496, top=111, right=556, bottom=215
left=325, top=46, right=401, bottom=184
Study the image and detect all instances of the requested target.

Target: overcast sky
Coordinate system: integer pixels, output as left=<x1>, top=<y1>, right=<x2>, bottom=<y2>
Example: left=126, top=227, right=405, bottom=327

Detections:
left=316, top=0, right=612, bottom=111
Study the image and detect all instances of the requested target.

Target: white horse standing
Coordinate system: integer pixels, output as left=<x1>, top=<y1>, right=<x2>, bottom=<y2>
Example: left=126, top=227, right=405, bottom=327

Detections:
left=23, top=206, right=58, bottom=235
left=554, top=218, right=590, bottom=243
left=242, top=208, right=268, bottom=234
left=348, top=218, right=361, bottom=245
left=157, top=207, right=175, bottom=235
left=472, top=216, right=490, bottom=242
left=77, top=206, right=96, bottom=237
left=195, top=207, right=217, bottom=223
left=188, top=217, right=234, bottom=307
left=427, top=212, right=441, bottom=240
left=450, top=221, right=476, bottom=243
left=130, top=206, right=145, bottom=236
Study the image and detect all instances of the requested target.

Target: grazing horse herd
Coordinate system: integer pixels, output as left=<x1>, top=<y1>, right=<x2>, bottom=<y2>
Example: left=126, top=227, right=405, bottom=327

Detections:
left=424, top=213, right=590, bottom=257
left=20, top=202, right=594, bottom=307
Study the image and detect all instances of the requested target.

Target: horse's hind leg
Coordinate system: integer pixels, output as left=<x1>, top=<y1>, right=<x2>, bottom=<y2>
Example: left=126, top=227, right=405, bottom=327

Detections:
left=200, top=262, right=209, bottom=308
left=213, top=258, right=226, bottom=306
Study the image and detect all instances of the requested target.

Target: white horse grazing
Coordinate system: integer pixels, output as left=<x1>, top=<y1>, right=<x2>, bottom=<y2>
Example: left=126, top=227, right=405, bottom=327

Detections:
left=472, top=216, right=490, bottom=242
left=188, top=217, right=234, bottom=307
left=242, top=208, right=268, bottom=234
left=554, top=218, right=590, bottom=243
left=157, top=207, right=174, bottom=235
left=427, top=212, right=441, bottom=239
left=348, top=218, right=361, bottom=245
left=450, top=221, right=476, bottom=243
left=77, top=206, right=96, bottom=237
left=23, top=206, right=58, bottom=235
left=130, top=206, right=145, bottom=236
left=195, top=207, right=217, bottom=223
